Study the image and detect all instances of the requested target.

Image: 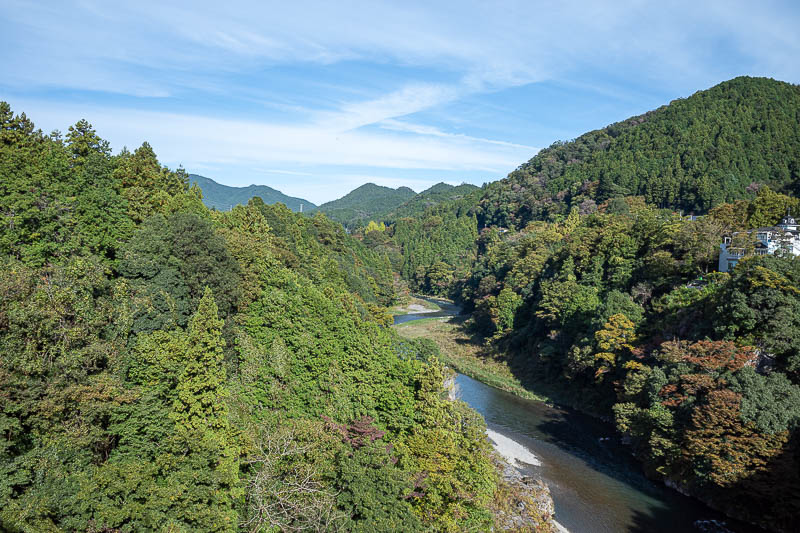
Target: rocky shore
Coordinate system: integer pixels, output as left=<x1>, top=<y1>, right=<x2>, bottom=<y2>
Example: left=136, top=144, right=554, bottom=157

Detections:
left=490, top=454, right=563, bottom=532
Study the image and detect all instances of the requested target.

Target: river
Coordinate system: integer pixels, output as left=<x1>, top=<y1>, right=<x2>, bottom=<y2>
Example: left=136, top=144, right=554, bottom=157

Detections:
left=395, top=299, right=763, bottom=533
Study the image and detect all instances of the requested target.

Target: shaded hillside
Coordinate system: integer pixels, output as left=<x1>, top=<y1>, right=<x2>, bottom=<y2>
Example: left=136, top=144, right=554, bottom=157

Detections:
left=342, top=76, right=800, bottom=531
left=480, top=76, right=800, bottom=229
left=396, top=76, right=800, bottom=531
left=189, top=174, right=315, bottom=212
left=357, top=184, right=483, bottom=294
left=315, top=183, right=416, bottom=229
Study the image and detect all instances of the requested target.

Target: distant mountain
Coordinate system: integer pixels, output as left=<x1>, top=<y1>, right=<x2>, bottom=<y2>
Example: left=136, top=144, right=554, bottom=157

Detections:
left=189, top=174, right=315, bottom=212
left=314, top=183, right=417, bottom=229
left=387, top=182, right=481, bottom=221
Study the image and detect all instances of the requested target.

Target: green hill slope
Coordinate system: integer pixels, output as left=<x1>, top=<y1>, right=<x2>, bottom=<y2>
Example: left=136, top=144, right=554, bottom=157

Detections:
left=315, top=182, right=417, bottom=229
left=391, top=76, right=800, bottom=531
left=387, top=182, right=480, bottom=221
left=189, top=174, right=315, bottom=212
left=480, top=76, right=800, bottom=229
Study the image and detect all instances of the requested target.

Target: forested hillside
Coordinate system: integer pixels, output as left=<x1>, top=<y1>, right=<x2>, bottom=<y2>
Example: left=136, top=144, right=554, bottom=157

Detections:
left=314, top=183, right=416, bottom=230
left=353, top=184, right=483, bottom=295
left=479, top=76, right=800, bottom=229
left=386, top=183, right=480, bottom=221
left=7, top=73, right=800, bottom=532
left=189, top=174, right=315, bottom=212
left=392, top=196, right=480, bottom=296
left=377, top=76, right=800, bottom=531
left=0, top=103, right=541, bottom=532
left=459, top=192, right=800, bottom=531
left=377, top=77, right=800, bottom=307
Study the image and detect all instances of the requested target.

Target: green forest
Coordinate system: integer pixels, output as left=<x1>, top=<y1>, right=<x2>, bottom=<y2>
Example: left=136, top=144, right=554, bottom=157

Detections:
left=361, top=77, right=800, bottom=531
left=384, top=183, right=480, bottom=223
left=312, top=183, right=416, bottom=230
left=312, top=182, right=480, bottom=233
left=458, top=194, right=800, bottom=530
left=0, top=103, right=550, bottom=532
left=5, top=74, right=800, bottom=533
left=478, top=76, right=800, bottom=229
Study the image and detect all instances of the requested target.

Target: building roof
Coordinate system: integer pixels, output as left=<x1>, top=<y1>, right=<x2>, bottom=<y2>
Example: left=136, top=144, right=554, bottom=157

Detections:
left=728, top=227, right=800, bottom=236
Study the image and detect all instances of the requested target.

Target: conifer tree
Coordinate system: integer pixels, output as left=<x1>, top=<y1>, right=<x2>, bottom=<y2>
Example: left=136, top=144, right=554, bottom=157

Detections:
left=173, top=287, right=229, bottom=432
left=164, top=288, right=241, bottom=532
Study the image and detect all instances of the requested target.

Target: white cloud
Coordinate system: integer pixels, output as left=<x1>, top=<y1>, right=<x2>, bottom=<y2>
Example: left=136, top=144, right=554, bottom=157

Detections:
left=6, top=0, right=799, bottom=99
left=255, top=169, right=315, bottom=177
left=379, top=119, right=537, bottom=150
left=315, top=83, right=463, bottom=132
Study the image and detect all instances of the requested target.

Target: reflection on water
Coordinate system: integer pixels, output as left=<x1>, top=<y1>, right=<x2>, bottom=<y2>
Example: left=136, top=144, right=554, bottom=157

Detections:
left=392, top=298, right=462, bottom=325
left=395, top=302, right=762, bottom=533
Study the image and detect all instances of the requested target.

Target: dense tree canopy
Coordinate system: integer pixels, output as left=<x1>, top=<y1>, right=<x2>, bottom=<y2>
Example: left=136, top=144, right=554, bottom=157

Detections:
left=0, top=104, right=506, bottom=532
left=433, top=197, right=800, bottom=530
left=5, top=74, right=800, bottom=532
left=363, top=77, right=800, bottom=532
left=313, top=183, right=416, bottom=230
left=479, top=77, right=800, bottom=229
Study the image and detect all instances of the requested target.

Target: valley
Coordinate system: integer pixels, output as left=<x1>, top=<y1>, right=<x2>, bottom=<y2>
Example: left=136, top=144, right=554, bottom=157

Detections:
left=394, top=301, right=765, bottom=532
left=3, top=75, right=800, bottom=532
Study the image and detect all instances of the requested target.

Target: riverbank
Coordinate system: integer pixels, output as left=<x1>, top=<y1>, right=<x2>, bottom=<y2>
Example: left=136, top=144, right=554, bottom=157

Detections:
left=490, top=455, right=561, bottom=532
left=397, top=309, right=561, bottom=531
left=393, top=311, right=614, bottom=419
left=395, top=310, right=769, bottom=533
left=395, top=314, right=549, bottom=402
left=388, top=294, right=442, bottom=315
left=393, top=303, right=769, bottom=532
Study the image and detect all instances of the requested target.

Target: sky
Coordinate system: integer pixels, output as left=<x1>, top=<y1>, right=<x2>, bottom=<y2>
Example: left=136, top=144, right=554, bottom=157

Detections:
left=2, top=1, right=800, bottom=204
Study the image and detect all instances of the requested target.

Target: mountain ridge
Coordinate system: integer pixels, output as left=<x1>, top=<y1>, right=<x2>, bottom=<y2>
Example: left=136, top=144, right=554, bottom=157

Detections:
left=479, top=76, right=800, bottom=229
left=313, top=182, right=418, bottom=229
left=189, top=174, right=315, bottom=212
left=387, top=182, right=481, bottom=221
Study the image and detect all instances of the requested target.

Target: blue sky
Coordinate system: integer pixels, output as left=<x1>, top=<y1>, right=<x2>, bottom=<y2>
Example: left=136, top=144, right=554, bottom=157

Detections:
left=2, top=1, right=800, bottom=204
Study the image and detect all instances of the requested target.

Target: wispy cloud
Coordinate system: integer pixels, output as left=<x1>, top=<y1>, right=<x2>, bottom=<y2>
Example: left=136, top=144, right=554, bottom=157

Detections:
left=315, top=83, right=463, bottom=132
left=10, top=99, right=530, bottom=173
left=379, top=119, right=537, bottom=150
left=257, top=169, right=315, bottom=177
left=7, top=1, right=799, bottom=99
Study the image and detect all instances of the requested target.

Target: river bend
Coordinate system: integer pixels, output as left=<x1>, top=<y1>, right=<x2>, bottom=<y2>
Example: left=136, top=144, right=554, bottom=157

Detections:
left=396, top=299, right=762, bottom=533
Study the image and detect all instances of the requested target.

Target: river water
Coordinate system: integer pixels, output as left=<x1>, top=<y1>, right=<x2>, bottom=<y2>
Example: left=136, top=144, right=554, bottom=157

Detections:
left=395, top=300, right=762, bottom=533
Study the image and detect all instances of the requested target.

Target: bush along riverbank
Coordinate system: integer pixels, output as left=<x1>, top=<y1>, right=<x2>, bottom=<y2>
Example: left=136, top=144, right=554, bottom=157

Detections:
left=393, top=312, right=595, bottom=417
left=396, top=315, right=560, bottom=531
left=389, top=294, right=442, bottom=315
left=395, top=314, right=548, bottom=402
left=491, top=456, right=559, bottom=532
left=445, top=364, right=559, bottom=532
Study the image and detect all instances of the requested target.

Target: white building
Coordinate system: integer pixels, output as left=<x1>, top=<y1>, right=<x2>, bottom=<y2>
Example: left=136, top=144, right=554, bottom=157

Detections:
left=718, top=213, right=800, bottom=272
